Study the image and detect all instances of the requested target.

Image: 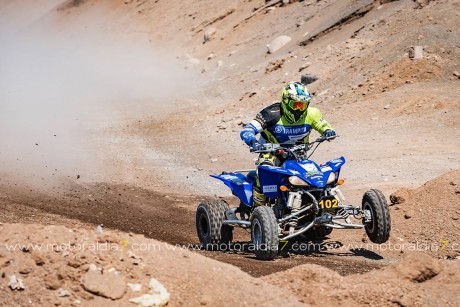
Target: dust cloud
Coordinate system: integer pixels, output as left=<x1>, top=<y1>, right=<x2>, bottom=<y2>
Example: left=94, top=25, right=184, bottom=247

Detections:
left=0, top=1, right=200, bottom=188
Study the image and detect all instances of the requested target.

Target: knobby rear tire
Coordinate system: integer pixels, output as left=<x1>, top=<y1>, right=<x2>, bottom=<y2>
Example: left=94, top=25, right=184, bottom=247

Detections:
left=196, top=199, right=233, bottom=250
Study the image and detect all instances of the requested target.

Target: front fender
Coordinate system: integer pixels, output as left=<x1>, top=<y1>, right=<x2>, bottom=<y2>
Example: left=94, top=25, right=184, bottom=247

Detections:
left=257, top=165, right=296, bottom=198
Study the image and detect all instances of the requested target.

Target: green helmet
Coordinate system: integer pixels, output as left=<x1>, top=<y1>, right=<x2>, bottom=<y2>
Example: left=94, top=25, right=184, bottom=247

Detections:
left=281, top=81, right=312, bottom=124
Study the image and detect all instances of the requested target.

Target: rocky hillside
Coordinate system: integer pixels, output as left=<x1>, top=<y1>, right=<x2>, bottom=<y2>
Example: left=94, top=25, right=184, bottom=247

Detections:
left=0, top=1, right=458, bottom=306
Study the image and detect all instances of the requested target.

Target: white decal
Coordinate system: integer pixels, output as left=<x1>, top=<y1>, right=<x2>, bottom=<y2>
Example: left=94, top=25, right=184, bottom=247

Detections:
left=301, top=164, right=317, bottom=172
left=262, top=185, right=277, bottom=193
left=329, top=158, right=343, bottom=163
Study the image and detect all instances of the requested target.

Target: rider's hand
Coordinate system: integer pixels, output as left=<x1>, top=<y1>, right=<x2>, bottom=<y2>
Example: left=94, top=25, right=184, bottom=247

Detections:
left=250, top=140, right=264, bottom=151
left=323, top=129, right=337, bottom=140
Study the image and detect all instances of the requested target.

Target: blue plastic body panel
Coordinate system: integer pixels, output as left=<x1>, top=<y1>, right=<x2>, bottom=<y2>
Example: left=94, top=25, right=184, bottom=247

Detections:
left=210, top=172, right=254, bottom=206
left=211, top=156, right=346, bottom=207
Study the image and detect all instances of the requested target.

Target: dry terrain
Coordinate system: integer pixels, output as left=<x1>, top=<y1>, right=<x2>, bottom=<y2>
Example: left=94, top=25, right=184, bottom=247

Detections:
left=0, top=0, right=459, bottom=306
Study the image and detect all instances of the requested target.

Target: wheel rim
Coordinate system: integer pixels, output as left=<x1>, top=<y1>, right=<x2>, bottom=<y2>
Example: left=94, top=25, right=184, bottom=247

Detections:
left=198, top=211, right=209, bottom=238
left=252, top=219, right=262, bottom=247
left=363, top=202, right=375, bottom=233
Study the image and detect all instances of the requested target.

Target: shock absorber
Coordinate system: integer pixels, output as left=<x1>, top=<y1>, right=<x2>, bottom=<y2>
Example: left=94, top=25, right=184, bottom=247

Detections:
left=287, top=192, right=302, bottom=234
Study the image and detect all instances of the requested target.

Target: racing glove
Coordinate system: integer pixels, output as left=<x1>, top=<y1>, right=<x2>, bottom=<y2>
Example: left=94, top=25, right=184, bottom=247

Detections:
left=323, top=129, right=337, bottom=139
left=250, top=140, right=264, bottom=151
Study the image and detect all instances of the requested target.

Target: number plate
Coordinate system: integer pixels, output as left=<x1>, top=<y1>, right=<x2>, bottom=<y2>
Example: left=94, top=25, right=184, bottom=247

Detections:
left=319, top=196, right=339, bottom=211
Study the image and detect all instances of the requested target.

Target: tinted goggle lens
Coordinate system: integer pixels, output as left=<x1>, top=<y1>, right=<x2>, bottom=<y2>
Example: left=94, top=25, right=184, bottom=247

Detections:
left=290, top=101, right=307, bottom=111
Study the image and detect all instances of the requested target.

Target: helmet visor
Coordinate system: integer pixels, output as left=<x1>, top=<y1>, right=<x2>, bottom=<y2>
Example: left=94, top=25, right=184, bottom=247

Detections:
left=289, top=100, right=308, bottom=111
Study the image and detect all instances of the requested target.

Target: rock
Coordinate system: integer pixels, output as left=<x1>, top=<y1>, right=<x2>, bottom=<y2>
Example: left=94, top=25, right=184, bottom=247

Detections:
left=267, top=36, right=292, bottom=54
left=207, top=53, right=215, bottom=60
left=8, top=274, right=25, bottom=290
left=210, top=158, right=219, bottom=163
left=45, top=274, right=61, bottom=290
left=392, top=253, right=443, bottom=282
left=204, top=27, right=217, bottom=43
left=384, top=104, right=390, bottom=110
left=58, top=288, right=71, bottom=297
left=298, top=62, right=311, bottom=72
left=128, top=283, right=142, bottom=292
left=132, top=258, right=141, bottom=265
left=390, top=188, right=412, bottom=205
left=127, top=250, right=141, bottom=259
left=300, top=74, right=318, bottom=85
left=234, top=120, right=244, bottom=126
left=81, top=269, right=126, bottom=300
left=453, top=71, right=460, bottom=78
left=265, top=59, right=285, bottom=73
left=404, top=214, right=412, bottom=219
left=129, top=278, right=170, bottom=307
left=96, top=224, right=103, bottom=234
left=107, top=268, right=121, bottom=276
left=408, top=46, right=423, bottom=59
left=216, top=60, right=224, bottom=67
left=19, top=266, right=33, bottom=274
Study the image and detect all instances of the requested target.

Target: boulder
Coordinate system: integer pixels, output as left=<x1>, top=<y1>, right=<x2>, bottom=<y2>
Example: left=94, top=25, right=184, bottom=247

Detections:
left=409, top=46, right=423, bottom=59
left=81, top=269, right=126, bottom=300
left=129, top=278, right=170, bottom=307
left=390, top=188, right=412, bottom=205
left=204, top=27, right=217, bottom=43
left=300, top=74, right=318, bottom=85
left=267, top=36, right=291, bottom=54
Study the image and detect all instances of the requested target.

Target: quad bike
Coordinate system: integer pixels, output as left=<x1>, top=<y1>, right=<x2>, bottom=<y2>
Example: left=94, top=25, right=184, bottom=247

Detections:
left=196, top=135, right=391, bottom=260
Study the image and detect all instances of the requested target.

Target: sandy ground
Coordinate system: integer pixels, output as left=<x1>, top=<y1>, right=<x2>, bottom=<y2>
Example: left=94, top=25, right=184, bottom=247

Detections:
left=0, top=0, right=459, bottom=305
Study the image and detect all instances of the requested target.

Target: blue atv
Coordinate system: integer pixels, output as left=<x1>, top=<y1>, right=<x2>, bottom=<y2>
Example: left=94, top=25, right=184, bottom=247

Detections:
left=196, top=136, right=391, bottom=260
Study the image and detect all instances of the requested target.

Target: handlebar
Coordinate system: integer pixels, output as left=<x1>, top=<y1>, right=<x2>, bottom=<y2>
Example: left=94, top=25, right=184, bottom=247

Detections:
left=250, top=135, right=338, bottom=155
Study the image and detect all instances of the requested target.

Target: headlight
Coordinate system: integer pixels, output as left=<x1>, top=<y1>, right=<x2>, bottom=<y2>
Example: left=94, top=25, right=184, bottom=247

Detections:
left=326, top=172, right=337, bottom=184
left=288, top=176, right=310, bottom=187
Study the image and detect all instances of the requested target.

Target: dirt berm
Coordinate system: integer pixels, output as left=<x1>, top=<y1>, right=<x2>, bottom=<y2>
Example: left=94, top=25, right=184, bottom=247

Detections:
left=389, top=169, right=460, bottom=258
left=0, top=223, right=303, bottom=306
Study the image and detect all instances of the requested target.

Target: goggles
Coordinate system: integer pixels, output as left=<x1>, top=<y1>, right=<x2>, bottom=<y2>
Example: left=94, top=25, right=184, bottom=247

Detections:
left=289, top=100, right=308, bottom=111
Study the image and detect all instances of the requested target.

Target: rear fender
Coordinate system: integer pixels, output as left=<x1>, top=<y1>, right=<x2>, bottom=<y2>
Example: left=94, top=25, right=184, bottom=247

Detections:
left=210, top=173, right=253, bottom=206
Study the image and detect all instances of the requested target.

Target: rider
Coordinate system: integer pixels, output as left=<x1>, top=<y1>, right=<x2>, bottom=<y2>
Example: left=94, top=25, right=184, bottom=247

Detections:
left=240, top=81, right=336, bottom=206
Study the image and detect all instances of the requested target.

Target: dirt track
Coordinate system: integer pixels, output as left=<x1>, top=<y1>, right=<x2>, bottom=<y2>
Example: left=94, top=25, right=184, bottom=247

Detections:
left=0, top=181, right=386, bottom=277
left=1, top=0, right=459, bottom=305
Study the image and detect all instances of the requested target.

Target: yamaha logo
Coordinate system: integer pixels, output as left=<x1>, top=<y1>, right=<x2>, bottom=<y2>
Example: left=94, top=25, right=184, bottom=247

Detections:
left=274, top=126, right=283, bottom=133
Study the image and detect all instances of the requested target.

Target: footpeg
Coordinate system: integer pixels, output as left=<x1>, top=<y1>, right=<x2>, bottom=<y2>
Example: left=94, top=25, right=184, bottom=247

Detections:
left=315, top=215, right=333, bottom=225
left=225, top=207, right=238, bottom=220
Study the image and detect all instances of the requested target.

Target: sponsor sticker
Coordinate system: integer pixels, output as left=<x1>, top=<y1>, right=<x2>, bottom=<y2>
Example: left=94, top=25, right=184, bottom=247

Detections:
left=262, top=185, right=277, bottom=193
